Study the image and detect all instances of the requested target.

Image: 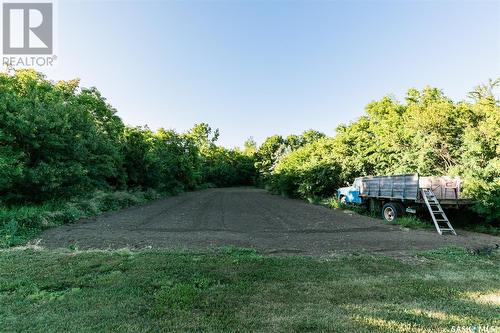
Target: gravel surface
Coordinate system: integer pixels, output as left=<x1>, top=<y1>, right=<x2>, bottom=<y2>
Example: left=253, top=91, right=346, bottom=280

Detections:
left=39, top=188, right=500, bottom=256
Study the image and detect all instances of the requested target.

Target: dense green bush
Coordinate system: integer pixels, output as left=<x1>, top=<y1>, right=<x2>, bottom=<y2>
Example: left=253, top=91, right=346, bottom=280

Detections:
left=271, top=138, right=342, bottom=198
left=121, top=126, right=203, bottom=192
left=203, top=147, right=255, bottom=187
left=0, top=70, right=124, bottom=202
left=184, top=123, right=256, bottom=187
left=254, top=130, right=325, bottom=181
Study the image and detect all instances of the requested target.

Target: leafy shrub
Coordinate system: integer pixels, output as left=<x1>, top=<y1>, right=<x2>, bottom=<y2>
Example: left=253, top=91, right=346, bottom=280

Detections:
left=0, top=205, right=50, bottom=246
left=272, top=138, right=342, bottom=198
left=0, top=70, right=124, bottom=202
left=98, top=191, right=144, bottom=211
left=46, top=203, right=86, bottom=225
left=320, top=197, right=341, bottom=209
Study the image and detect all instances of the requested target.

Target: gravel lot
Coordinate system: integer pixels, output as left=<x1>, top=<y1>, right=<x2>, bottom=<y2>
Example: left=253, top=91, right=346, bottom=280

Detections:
left=39, top=188, right=500, bottom=256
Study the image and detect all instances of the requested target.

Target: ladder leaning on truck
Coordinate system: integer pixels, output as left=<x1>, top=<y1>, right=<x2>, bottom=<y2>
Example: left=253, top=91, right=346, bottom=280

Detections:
left=336, top=174, right=473, bottom=235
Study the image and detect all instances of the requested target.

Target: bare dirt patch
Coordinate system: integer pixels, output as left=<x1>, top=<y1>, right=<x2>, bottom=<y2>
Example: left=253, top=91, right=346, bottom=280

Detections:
left=38, top=188, right=499, bottom=256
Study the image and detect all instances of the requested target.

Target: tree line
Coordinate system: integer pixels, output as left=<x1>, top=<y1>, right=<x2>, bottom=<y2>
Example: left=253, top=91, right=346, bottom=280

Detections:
left=0, top=69, right=255, bottom=205
left=254, top=81, right=499, bottom=223
left=1, top=69, right=498, bottom=224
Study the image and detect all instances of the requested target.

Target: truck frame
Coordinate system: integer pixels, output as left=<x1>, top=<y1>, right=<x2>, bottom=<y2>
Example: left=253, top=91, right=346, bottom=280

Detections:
left=337, top=173, right=472, bottom=235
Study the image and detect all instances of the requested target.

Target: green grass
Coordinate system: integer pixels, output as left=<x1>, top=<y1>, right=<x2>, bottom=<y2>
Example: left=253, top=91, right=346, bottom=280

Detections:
left=385, top=215, right=431, bottom=229
left=0, top=189, right=162, bottom=248
left=0, top=247, right=498, bottom=332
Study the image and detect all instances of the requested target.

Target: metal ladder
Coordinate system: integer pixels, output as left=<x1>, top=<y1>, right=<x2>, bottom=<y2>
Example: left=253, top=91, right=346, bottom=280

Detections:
left=421, top=189, right=456, bottom=235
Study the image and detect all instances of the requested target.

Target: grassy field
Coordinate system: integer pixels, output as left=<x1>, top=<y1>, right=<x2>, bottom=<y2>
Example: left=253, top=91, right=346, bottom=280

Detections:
left=0, top=247, right=498, bottom=332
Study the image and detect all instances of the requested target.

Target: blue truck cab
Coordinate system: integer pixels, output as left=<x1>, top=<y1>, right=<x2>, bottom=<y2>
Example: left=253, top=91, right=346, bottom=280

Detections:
left=337, top=178, right=363, bottom=204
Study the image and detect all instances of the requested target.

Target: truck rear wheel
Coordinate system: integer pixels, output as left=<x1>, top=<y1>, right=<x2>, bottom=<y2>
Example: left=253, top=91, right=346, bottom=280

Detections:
left=382, top=202, right=403, bottom=222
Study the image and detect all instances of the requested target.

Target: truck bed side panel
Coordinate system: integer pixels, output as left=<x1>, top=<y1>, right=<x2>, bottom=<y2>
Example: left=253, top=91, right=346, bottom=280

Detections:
left=359, top=174, right=419, bottom=201
left=419, top=176, right=462, bottom=200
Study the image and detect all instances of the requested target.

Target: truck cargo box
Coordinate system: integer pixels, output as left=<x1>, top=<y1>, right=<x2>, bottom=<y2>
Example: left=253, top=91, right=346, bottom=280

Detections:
left=358, top=174, right=463, bottom=202
left=358, top=174, right=419, bottom=200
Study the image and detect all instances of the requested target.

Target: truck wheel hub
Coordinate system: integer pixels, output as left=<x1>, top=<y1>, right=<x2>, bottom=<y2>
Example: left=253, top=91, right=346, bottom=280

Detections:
left=384, top=207, right=395, bottom=221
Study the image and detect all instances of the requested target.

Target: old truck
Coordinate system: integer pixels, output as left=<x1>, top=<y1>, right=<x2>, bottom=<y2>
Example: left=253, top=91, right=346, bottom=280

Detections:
left=337, top=174, right=472, bottom=235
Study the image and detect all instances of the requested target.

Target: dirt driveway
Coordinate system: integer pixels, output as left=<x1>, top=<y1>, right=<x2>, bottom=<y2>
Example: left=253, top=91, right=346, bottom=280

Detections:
left=39, top=188, right=499, bottom=256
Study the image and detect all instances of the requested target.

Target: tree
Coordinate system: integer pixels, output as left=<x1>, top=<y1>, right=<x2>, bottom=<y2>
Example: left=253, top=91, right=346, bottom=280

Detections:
left=468, top=78, right=500, bottom=102
left=255, top=135, right=287, bottom=178
left=243, top=137, right=257, bottom=155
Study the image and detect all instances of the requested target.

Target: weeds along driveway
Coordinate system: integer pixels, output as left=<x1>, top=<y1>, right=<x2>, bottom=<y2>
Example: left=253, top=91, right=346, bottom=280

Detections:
left=38, top=188, right=500, bottom=256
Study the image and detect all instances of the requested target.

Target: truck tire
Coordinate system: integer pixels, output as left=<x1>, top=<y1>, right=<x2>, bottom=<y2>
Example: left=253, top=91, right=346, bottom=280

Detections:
left=382, top=202, right=403, bottom=222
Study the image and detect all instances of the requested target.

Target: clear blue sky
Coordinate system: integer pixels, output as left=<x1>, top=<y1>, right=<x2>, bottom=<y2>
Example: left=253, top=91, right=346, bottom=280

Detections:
left=44, top=0, right=500, bottom=147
